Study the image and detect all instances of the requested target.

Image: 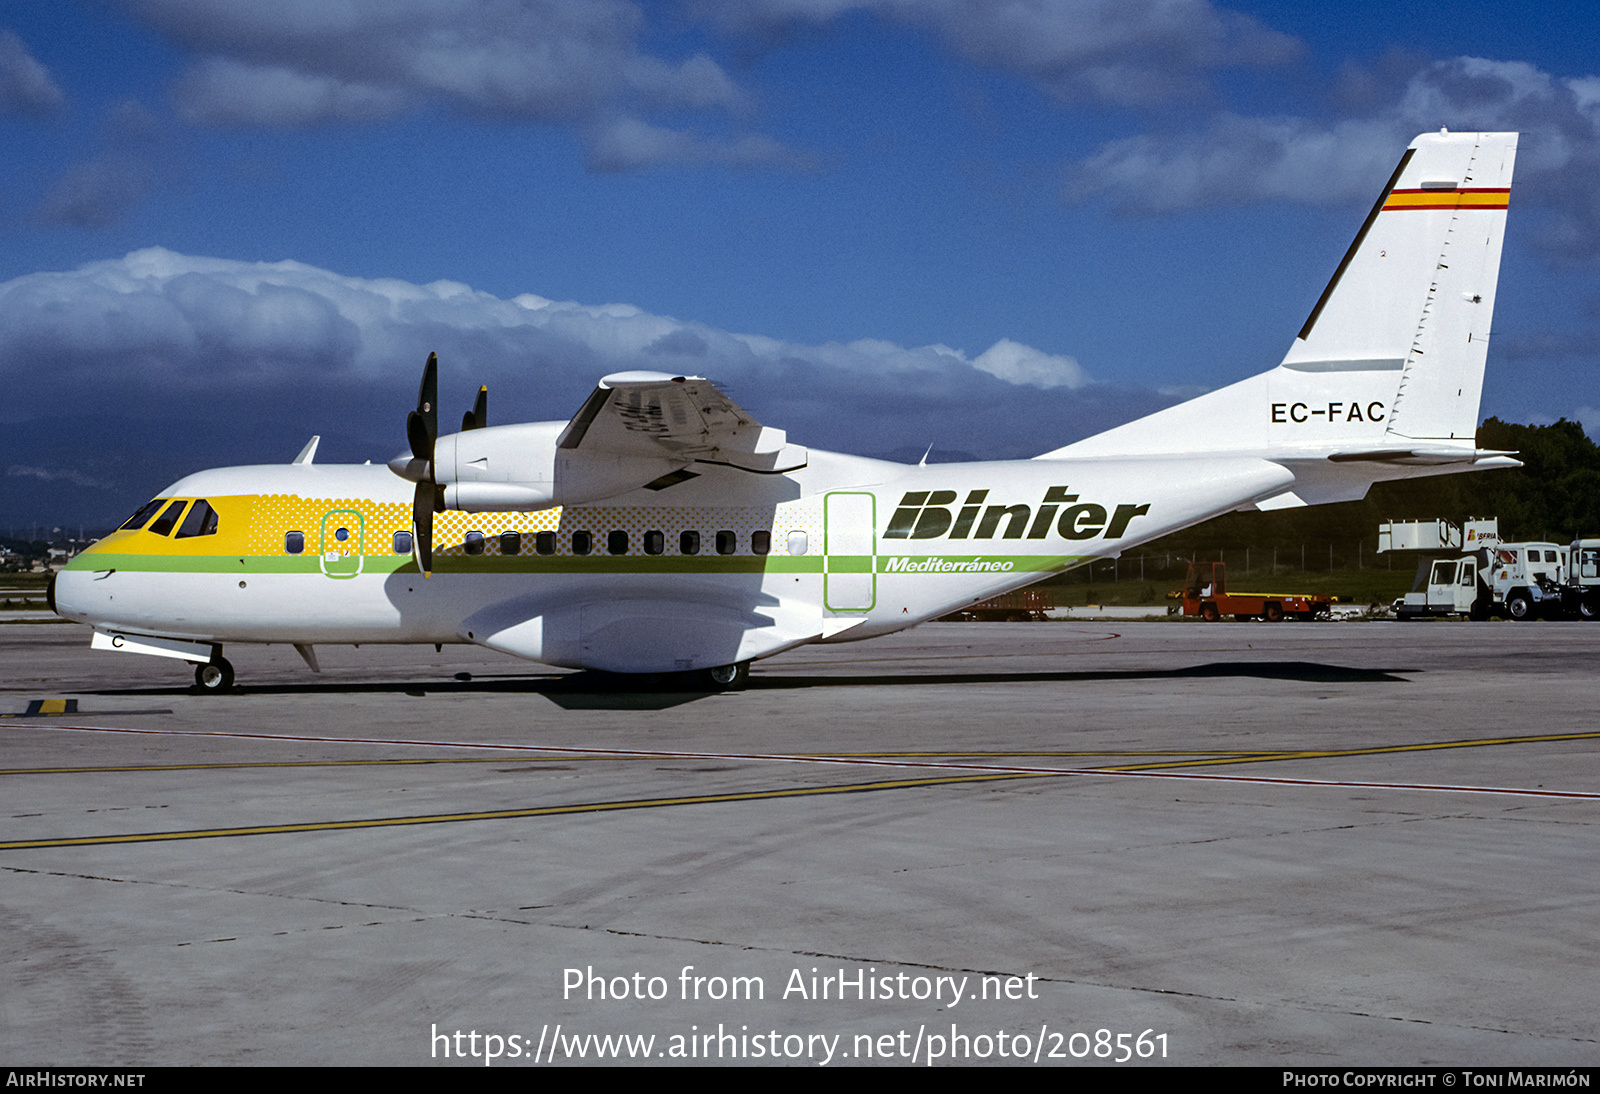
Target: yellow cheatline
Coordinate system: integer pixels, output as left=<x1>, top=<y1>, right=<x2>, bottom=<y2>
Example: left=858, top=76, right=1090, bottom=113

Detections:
left=0, top=772, right=1049, bottom=851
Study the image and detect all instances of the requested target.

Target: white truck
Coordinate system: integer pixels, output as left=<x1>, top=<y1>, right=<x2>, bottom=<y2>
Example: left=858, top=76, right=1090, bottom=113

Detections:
left=1395, top=541, right=1572, bottom=621
left=1566, top=540, right=1600, bottom=620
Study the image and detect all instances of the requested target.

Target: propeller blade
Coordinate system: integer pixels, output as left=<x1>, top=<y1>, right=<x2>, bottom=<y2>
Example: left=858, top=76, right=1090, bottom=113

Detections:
left=412, top=482, right=434, bottom=578
left=462, top=385, right=487, bottom=431
left=409, top=352, right=439, bottom=461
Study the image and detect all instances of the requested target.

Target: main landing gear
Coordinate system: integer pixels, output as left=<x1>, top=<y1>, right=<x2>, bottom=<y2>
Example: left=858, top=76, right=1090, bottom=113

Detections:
left=702, top=662, right=750, bottom=690
left=193, top=657, right=235, bottom=692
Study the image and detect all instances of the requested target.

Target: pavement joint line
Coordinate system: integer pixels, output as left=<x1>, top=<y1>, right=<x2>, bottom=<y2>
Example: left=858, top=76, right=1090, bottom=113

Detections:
left=3, top=739, right=1596, bottom=851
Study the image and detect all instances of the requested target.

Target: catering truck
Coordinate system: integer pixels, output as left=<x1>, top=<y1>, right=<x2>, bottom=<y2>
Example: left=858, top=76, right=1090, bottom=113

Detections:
left=1394, top=541, right=1567, bottom=620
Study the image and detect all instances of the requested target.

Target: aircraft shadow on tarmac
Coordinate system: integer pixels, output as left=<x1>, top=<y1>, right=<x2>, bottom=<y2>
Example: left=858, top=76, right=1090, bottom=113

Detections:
left=81, top=660, right=1415, bottom=712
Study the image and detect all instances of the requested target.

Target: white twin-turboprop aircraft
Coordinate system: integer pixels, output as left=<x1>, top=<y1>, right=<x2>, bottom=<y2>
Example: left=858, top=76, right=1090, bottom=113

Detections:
left=55, top=130, right=1519, bottom=690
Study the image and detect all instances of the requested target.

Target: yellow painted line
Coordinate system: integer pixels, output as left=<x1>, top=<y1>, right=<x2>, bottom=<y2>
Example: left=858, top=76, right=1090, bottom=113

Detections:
left=0, top=756, right=612, bottom=776
left=0, top=750, right=1295, bottom=777
left=0, top=772, right=1047, bottom=851
left=1100, top=730, right=1600, bottom=772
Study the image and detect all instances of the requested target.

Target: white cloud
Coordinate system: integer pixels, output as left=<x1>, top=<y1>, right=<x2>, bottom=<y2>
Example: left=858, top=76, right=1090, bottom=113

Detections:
left=115, top=0, right=794, bottom=169
left=972, top=337, right=1086, bottom=388
left=0, top=28, right=66, bottom=118
left=693, top=0, right=1300, bottom=106
left=1066, top=57, right=1600, bottom=261
left=0, top=248, right=1140, bottom=458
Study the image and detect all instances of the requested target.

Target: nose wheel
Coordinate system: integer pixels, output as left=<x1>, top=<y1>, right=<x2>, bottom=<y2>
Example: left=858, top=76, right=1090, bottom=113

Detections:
left=194, top=658, right=236, bottom=692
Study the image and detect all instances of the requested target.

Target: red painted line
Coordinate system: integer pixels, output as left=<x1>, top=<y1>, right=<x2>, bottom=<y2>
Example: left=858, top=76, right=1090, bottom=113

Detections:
left=8, top=723, right=1598, bottom=801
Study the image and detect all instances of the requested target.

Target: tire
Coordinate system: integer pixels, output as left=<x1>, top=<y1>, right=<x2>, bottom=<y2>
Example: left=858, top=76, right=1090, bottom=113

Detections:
left=1506, top=592, right=1534, bottom=622
left=1265, top=603, right=1283, bottom=622
left=1200, top=603, right=1220, bottom=622
left=194, top=657, right=235, bottom=692
left=704, top=661, right=750, bottom=690
left=1579, top=598, right=1600, bottom=622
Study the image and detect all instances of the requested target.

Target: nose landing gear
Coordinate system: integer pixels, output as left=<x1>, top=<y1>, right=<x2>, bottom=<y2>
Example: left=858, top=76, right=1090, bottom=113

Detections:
left=194, top=657, right=236, bottom=692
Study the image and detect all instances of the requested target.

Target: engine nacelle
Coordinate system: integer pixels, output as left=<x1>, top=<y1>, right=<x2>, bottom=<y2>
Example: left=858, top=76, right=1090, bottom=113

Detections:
left=397, top=421, right=688, bottom=511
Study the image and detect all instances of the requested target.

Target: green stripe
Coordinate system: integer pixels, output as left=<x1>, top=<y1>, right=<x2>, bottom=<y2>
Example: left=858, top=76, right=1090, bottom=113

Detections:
left=68, top=552, right=1084, bottom=576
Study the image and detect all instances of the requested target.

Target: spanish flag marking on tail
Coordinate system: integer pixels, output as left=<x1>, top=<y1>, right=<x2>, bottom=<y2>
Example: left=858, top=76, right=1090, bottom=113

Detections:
left=1383, top=188, right=1510, bottom=211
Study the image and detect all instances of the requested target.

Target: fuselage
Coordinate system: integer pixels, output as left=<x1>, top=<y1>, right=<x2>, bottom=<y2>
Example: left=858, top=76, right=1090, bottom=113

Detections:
left=54, top=445, right=1292, bottom=673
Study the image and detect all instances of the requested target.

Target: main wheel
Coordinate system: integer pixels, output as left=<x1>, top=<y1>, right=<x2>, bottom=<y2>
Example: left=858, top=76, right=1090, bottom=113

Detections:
left=194, top=658, right=235, bottom=692
left=1264, top=602, right=1284, bottom=622
left=703, top=662, right=750, bottom=690
left=1200, top=603, right=1220, bottom=622
left=1579, top=598, right=1599, bottom=621
left=1506, top=592, right=1534, bottom=621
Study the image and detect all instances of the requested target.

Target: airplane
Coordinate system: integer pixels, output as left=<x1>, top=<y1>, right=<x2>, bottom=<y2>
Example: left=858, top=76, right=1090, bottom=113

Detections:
left=52, top=129, right=1519, bottom=692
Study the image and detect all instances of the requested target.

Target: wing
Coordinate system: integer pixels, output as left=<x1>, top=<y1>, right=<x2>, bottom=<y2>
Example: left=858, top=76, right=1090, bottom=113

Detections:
left=557, top=371, right=807, bottom=473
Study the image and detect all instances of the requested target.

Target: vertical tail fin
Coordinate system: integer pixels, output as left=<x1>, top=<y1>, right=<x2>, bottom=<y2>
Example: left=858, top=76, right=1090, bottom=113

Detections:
left=1285, top=129, right=1516, bottom=442
left=1039, top=130, right=1517, bottom=462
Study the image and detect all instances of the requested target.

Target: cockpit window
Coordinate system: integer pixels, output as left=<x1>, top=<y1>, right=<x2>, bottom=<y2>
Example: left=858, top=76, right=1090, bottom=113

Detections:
left=147, top=500, right=189, bottom=537
left=120, top=498, right=169, bottom=531
left=175, top=499, right=219, bottom=539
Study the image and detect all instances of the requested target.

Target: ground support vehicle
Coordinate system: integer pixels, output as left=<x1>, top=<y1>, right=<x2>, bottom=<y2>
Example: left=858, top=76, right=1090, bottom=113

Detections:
left=1394, top=541, right=1566, bottom=620
left=1565, top=540, right=1600, bottom=620
left=941, top=589, right=1052, bottom=621
left=1179, top=562, right=1333, bottom=621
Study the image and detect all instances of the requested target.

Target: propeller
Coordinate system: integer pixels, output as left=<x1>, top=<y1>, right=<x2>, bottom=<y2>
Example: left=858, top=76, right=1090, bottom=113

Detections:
left=407, top=353, right=440, bottom=577
left=463, top=385, right=487, bottom=431
left=392, top=354, right=488, bottom=578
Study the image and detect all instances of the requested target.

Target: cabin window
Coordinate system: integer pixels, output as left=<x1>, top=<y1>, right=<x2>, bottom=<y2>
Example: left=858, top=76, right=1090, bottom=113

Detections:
left=716, top=530, right=737, bottom=555
left=464, top=531, right=485, bottom=555
left=120, top=498, right=168, bottom=531
left=535, top=531, right=556, bottom=556
left=285, top=530, right=305, bottom=554
left=148, top=501, right=189, bottom=537
left=175, top=499, right=219, bottom=539
left=752, top=530, right=771, bottom=555
left=787, top=530, right=808, bottom=556
left=644, top=530, right=664, bottom=555
left=608, top=530, right=629, bottom=555
left=572, top=531, right=592, bottom=555
left=500, top=531, right=521, bottom=555
left=393, top=530, right=413, bottom=555
left=680, top=530, right=700, bottom=555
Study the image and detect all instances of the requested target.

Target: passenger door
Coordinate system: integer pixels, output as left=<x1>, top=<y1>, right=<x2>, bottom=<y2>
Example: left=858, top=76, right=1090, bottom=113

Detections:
left=320, top=509, right=365, bottom=579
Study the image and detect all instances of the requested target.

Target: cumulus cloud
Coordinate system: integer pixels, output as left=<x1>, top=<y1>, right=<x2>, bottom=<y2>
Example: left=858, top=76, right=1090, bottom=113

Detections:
left=692, top=0, right=1300, bottom=107
left=971, top=337, right=1086, bottom=388
left=1065, top=56, right=1600, bottom=261
left=0, top=28, right=66, bottom=117
left=0, top=248, right=1152, bottom=470
left=113, top=0, right=794, bottom=169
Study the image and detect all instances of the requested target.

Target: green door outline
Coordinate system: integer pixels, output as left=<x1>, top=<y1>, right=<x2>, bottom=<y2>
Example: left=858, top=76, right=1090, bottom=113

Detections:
left=824, top=491, right=876, bottom=611
left=320, top=509, right=365, bottom=579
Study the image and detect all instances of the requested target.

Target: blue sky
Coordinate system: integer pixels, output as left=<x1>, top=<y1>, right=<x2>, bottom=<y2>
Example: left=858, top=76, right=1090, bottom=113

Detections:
left=4, top=0, right=1600, bottom=527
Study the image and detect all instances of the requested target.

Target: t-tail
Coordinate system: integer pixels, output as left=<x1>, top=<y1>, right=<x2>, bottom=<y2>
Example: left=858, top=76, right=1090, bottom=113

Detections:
left=1039, top=129, right=1519, bottom=509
